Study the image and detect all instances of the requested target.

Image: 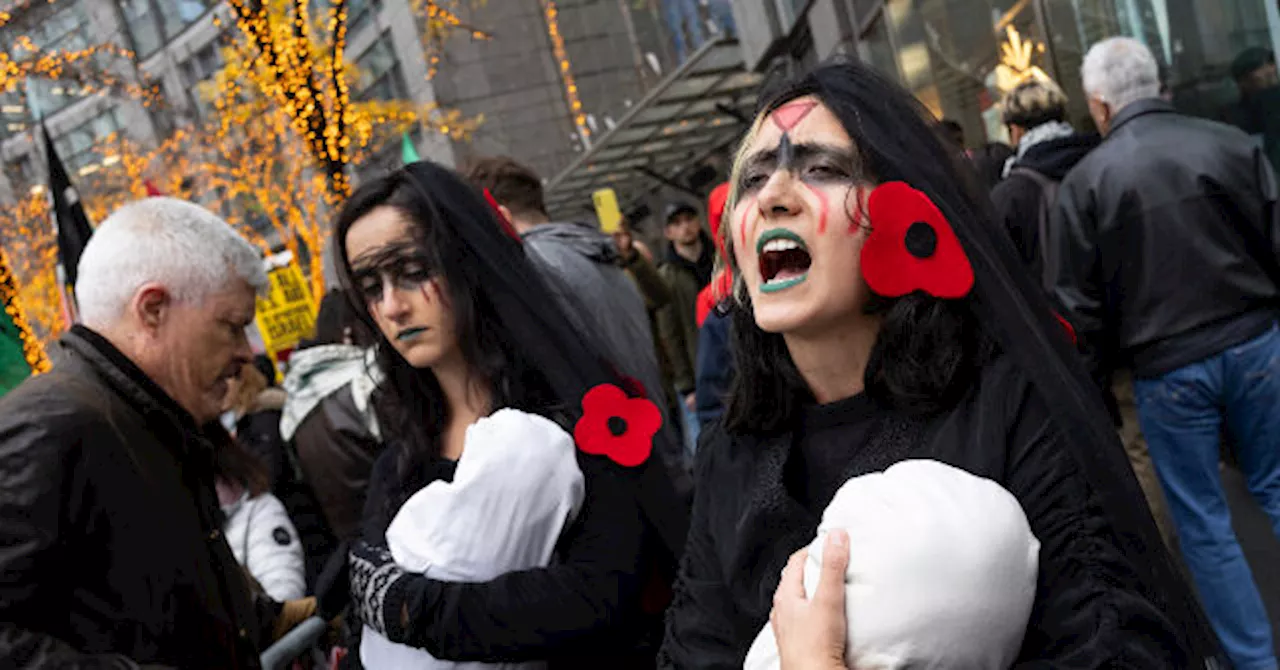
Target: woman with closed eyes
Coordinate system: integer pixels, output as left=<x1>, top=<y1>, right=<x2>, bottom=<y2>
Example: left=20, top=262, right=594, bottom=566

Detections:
left=657, top=62, right=1220, bottom=669
left=334, top=161, right=686, bottom=669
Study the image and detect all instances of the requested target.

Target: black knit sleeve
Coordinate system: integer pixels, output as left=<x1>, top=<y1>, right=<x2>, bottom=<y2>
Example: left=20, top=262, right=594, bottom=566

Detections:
left=379, top=453, right=650, bottom=662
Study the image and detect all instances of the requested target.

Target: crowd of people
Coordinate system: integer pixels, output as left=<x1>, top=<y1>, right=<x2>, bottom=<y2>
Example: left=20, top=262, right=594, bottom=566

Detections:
left=0, top=34, right=1277, bottom=670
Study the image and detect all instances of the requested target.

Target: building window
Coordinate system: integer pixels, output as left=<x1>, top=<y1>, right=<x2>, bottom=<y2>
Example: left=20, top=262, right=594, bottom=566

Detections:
left=120, top=0, right=164, bottom=58
left=856, top=0, right=1280, bottom=156
left=853, top=0, right=883, bottom=26
left=308, top=0, right=380, bottom=36
left=349, top=0, right=382, bottom=35
left=1, top=1, right=94, bottom=126
left=54, top=107, right=124, bottom=176
left=4, top=156, right=38, bottom=189
left=181, top=40, right=227, bottom=118
left=871, top=0, right=1046, bottom=148
left=355, top=32, right=407, bottom=101
left=22, top=2, right=91, bottom=54
left=0, top=94, right=32, bottom=141
left=1042, top=0, right=1279, bottom=133
left=159, top=1, right=212, bottom=41
left=857, top=11, right=900, bottom=85
left=121, top=0, right=212, bottom=58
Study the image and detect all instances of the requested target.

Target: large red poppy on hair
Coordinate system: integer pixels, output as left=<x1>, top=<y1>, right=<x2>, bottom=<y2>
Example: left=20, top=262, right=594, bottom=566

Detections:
left=574, top=384, right=661, bottom=467
left=861, top=181, right=974, bottom=299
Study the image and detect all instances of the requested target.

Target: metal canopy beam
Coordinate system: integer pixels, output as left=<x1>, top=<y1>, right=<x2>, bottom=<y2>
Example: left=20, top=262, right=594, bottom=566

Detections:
left=544, top=38, right=761, bottom=220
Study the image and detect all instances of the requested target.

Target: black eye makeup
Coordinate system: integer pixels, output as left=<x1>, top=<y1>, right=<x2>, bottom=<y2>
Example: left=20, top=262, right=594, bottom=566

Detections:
left=737, top=140, right=860, bottom=195
left=351, top=241, right=438, bottom=302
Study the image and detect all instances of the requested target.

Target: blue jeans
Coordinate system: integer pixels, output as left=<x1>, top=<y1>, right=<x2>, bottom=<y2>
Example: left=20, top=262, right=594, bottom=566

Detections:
left=1135, top=323, right=1280, bottom=670
left=662, top=0, right=704, bottom=63
left=677, top=389, right=701, bottom=458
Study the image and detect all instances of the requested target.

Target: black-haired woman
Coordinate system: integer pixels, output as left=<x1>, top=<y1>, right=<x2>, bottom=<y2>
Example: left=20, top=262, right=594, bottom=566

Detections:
left=334, top=161, right=687, bottom=668
left=659, top=61, right=1221, bottom=668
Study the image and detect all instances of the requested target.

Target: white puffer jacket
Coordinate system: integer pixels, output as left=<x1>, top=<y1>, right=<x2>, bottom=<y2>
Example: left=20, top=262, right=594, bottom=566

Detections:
left=221, top=491, right=307, bottom=602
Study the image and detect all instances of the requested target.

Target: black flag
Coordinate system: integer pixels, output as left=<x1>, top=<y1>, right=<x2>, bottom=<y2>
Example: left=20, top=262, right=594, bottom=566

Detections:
left=43, top=123, right=94, bottom=288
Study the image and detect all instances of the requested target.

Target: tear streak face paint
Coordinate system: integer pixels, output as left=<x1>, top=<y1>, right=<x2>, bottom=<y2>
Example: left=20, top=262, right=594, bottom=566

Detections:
left=848, top=185, right=871, bottom=235
left=804, top=183, right=830, bottom=235
left=738, top=195, right=756, bottom=252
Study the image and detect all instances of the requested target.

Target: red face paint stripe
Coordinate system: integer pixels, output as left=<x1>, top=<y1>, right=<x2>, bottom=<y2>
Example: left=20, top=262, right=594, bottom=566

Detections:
left=737, top=198, right=754, bottom=252
left=849, top=186, right=869, bottom=234
left=770, top=101, right=818, bottom=132
left=803, top=183, right=830, bottom=235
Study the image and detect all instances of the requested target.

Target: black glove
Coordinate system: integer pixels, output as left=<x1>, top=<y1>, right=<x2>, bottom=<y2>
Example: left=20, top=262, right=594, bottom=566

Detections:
left=349, top=540, right=414, bottom=642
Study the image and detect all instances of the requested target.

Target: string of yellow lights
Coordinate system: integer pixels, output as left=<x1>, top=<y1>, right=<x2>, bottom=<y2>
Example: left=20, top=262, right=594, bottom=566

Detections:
left=0, top=41, right=161, bottom=106
left=0, top=246, right=51, bottom=375
left=540, top=0, right=589, bottom=144
left=415, top=0, right=493, bottom=79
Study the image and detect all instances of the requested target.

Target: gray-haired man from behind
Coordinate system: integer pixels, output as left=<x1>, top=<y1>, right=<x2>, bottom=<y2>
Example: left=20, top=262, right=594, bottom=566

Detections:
left=0, top=198, right=296, bottom=668
left=1047, top=37, right=1280, bottom=670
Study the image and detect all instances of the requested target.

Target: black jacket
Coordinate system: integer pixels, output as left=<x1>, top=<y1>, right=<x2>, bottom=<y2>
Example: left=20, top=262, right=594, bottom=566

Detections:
left=656, top=234, right=715, bottom=395
left=1046, top=99, right=1280, bottom=379
left=693, top=306, right=732, bottom=427
left=659, top=355, right=1191, bottom=669
left=292, top=386, right=382, bottom=544
left=0, top=327, right=272, bottom=669
left=990, top=133, right=1100, bottom=277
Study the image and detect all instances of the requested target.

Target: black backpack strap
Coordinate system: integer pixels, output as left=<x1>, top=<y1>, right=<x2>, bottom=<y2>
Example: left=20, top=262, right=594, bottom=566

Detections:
left=1009, top=166, right=1060, bottom=287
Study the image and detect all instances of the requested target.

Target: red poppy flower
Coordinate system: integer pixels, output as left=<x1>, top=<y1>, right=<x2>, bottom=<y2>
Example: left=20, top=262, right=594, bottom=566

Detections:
left=574, top=383, right=661, bottom=467
left=861, top=181, right=974, bottom=299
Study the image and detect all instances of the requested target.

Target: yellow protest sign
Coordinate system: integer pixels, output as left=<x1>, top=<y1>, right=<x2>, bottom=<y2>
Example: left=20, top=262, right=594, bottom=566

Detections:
left=254, top=261, right=316, bottom=359
left=592, top=187, right=623, bottom=234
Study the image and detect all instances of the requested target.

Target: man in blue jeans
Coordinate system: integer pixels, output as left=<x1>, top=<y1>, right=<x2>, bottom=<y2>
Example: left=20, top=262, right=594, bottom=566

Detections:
left=1048, top=38, right=1280, bottom=670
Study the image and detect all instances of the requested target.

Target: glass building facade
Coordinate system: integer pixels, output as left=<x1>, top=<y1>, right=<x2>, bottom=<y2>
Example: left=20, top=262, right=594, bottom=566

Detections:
left=852, top=0, right=1280, bottom=149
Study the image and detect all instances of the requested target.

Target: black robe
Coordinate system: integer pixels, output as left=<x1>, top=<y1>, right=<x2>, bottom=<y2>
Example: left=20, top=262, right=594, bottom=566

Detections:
left=659, top=354, right=1189, bottom=668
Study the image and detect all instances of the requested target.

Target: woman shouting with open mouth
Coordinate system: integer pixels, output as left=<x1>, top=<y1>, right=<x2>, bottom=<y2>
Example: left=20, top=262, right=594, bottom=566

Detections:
left=658, top=61, right=1220, bottom=669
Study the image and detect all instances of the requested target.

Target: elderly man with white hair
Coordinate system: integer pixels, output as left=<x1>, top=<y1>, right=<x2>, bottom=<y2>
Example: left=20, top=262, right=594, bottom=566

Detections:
left=1047, top=37, right=1280, bottom=670
left=0, top=198, right=309, bottom=668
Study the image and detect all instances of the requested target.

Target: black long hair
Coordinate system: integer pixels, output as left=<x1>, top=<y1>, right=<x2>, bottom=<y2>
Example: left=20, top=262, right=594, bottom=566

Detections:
left=723, top=63, right=995, bottom=435
left=332, top=162, right=608, bottom=520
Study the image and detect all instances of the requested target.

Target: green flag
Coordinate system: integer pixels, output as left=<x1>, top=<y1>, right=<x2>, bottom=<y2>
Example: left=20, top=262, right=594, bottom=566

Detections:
left=401, top=132, right=421, bottom=165
left=0, top=249, right=41, bottom=396
left=0, top=312, right=31, bottom=396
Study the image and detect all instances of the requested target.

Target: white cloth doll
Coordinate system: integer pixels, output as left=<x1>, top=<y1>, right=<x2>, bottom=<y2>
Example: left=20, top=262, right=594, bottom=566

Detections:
left=745, top=459, right=1040, bottom=670
left=360, top=409, right=586, bottom=669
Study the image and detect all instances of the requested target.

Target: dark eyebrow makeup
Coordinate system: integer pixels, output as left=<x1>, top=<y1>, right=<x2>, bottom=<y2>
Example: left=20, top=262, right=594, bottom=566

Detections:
left=351, top=239, right=424, bottom=274
left=737, top=141, right=860, bottom=194
left=351, top=240, right=438, bottom=301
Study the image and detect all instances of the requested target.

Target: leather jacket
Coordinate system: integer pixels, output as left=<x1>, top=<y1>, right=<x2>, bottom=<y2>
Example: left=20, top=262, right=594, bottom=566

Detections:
left=1045, top=99, right=1280, bottom=379
left=0, top=327, right=270, bottom=669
